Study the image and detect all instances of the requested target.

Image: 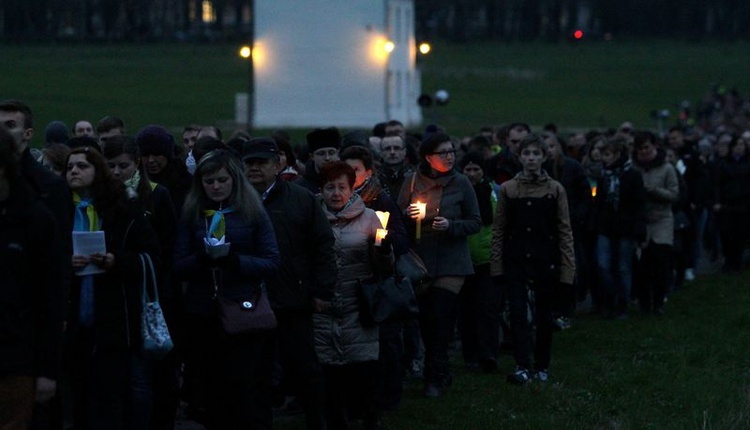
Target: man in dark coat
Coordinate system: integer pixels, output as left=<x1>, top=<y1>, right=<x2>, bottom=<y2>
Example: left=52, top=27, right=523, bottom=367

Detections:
left=295, top=127, right=342, bottom=194
left=0, top=100, right=71, bottom=426
left=243, top=137, right=338, bottom=430
left=0, top=122, right=64, bottom=428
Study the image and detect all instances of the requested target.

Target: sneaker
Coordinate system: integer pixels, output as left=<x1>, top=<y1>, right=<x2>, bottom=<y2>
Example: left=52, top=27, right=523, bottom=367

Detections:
left=479, top=357, right=498, bottom=374
left=408, top=360, right=424, bottom=380
left=684, top=268, right=696, bottom=281
left=506, top=367, right=532, bottom=385
left=533, top=369, right=549, bottom=382
left=423, top=383, right=442, bottom=399
left=553, top=316, right=572, bottom=331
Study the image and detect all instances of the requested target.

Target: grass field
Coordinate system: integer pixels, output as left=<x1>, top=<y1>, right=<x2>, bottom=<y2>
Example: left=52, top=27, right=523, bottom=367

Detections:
left=270, top=269, right=750, bottom=430
left=2, top=41, right=750, bottom=145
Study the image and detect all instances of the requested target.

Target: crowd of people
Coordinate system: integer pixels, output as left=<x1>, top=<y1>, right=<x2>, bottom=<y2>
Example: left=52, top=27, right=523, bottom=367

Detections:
left=1, top=90, right=749, bottom=430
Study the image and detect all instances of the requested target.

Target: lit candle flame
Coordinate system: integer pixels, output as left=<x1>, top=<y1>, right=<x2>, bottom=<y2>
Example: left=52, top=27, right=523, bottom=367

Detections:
left=375, top=228, right=388, bottom=246
left=375, top=211, right=390, bottom=229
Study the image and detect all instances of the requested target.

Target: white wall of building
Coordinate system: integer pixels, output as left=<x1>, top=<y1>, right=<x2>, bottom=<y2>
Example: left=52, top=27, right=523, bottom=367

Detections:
left=254, top=0, right=421, bottom=128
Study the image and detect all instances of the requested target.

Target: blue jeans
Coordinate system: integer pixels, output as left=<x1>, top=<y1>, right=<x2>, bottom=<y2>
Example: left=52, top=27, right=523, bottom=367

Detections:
left=596, top=235, right=636, bottom=315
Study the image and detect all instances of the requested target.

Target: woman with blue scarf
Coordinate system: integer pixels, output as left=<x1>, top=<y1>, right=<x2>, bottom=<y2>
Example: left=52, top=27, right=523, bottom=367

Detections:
left=173, top=149, right=280, bottom=429
left=65, top=146, right=161, bottom=429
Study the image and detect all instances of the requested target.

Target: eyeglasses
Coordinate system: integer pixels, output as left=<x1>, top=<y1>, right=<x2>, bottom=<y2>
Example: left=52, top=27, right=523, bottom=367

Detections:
left=431, top=150, right=457, bottom=158
left=382, top=146, right=404, bottom=152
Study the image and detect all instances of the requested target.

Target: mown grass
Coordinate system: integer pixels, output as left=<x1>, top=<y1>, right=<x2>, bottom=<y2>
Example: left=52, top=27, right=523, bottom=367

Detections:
left=2, top=41, right=750, bottom=143
left=274, top=271, right=750, bottom=430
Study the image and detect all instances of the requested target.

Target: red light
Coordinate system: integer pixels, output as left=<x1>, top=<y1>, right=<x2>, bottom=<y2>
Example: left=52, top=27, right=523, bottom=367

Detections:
left=573, top=30, right=584, bottom=40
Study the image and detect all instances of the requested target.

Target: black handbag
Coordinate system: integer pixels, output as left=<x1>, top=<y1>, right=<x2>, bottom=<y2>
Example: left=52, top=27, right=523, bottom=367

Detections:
left=359, top=274, right=419, bottom=325
left=396, top=248, right=429, bottom=285
left=212, top=269, right=277, bottom=335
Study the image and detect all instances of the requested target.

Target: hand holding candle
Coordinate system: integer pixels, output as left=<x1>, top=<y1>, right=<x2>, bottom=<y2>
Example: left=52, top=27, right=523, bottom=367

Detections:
left=375, top=228, right=388, bottom=246
left=409, top=201, right=427, bottom=240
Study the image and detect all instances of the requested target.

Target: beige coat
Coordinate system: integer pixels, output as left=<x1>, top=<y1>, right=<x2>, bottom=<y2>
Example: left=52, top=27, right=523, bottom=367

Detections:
left=633, top=157, right=679, bottom=246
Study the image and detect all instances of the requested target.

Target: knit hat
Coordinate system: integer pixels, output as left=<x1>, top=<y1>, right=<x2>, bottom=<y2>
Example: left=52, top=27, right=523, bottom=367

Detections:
left=136, top=125, right=175, bottom=157
left=45, top=121, right=69, bottom=147
left=306, top=127, right=342, bottom=154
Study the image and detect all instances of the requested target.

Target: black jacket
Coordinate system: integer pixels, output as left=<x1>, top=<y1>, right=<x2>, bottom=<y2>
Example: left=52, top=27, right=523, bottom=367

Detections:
left=0, top=180, right=63, bottom=379
left=68, top=200, right=161, bottom=349
left=262, top=180, right=337, bottom=311
left=591, top=156, right=647, bottom=241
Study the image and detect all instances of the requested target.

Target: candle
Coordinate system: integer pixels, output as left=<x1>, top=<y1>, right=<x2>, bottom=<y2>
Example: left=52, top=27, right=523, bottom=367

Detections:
left=375, top=228, right=388, bottom=246
left=414, top=201, right=427, bottom=241
left=591, top=185, right=597, bottom=198
left=375, top=211, right=390, bottom=229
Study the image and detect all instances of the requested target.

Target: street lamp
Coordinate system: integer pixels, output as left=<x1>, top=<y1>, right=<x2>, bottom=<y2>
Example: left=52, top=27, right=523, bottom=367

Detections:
left=238, top=45, right=254, bottom=131
left=240, top=0, right=255, bottom=131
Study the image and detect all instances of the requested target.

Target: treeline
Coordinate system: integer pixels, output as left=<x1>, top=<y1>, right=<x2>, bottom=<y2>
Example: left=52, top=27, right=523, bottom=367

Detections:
left=3, top=0, right=750, bottom=43
left=417, top=0, right=750, bottom=42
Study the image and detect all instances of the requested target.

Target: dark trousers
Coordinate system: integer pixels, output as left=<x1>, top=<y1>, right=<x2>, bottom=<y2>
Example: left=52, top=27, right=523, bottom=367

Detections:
left=458, top=264, right=502, bottom=365
left=719, top=212, right=747, bottom=272
left=378, top=321, right=403, bottom=410
left=418, top=286, right=458, bottom=386
left=68, top=328, right=153, bottom=430
left=0, top=375, right=34, bottom=430
left=273, top=310, right=326, bottom=430
left=184, top=314, right=273, bottom=430
left=638, top=242, right=672, bottom=312
left=323, top=362, right=379, bottom=430
left=506, top=277, right=554, bottom=371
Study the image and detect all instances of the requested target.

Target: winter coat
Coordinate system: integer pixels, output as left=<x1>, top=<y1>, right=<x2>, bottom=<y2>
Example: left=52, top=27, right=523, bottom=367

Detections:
left=0, top=180, right=62, bottom=379
left=262, top=180, right=337, bottom=311
left=356, top=176, right=409, bottom=256
left=377, top=162, right=415, bottom=199
left=173, top=208, right=280, bottom=317
left=490, top=171, right=576, bottom=284
left=590, top=155, right=647, bottom=241
left=68, top=199, right=161, bottom=349
left=313, top=194, right=390, bottom=365
left=467, top=179, right=497, bottom=266
left=396, top=165, right=481, bottom=278
left=632, top=150, right=680, bottom=245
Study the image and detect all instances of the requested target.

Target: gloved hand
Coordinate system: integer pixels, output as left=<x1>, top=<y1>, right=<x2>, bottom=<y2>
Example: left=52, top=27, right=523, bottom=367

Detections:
left=376, top=236, right=393, bottom=255
left=213, top=252, right=240, bottom=270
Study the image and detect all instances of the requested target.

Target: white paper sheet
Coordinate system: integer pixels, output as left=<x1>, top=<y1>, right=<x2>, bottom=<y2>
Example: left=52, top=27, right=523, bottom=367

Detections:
left=72, top=231, right=106, bottom=276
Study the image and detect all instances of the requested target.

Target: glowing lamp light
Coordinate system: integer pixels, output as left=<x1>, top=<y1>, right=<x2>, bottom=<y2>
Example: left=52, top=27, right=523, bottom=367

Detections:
left=418, top=42, right=431, bottom=55
left=591, top=185, right=597, bottom=198
left=239, top=46, right=252, bottom=59
left=573, top=29, right=584, bottom=40
left=384, top=40, right=395, bottom=54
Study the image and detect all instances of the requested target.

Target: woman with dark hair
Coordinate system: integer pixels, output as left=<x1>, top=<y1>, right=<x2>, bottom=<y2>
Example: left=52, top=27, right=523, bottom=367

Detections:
left=315, top=161, right=393, bottom=430
left=41, top=143, right=71, bottom=176
left=631, top=131, right=679, bottom=314
left=272, top=133, right=300, bottom=182
left=340, top=144, right=409, bottom=411
left=456, top=151, right=501, bottom=373
left=64, top=146, right=161, bottom=429
left=396, top=132, right=481, bottom=398
left=173, top=149, right=280, bottom=429
left=101, top=135, right=180, bottom=430
left=712, top=133, right=750, bottom=274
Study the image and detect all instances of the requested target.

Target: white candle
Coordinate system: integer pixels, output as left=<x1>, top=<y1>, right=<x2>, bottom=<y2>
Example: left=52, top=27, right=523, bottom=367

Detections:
left=375, top=211, right=390, bottom=229
left=415, top=202, right=427, bottom=220
left=375, top=228, right=388, bottom=246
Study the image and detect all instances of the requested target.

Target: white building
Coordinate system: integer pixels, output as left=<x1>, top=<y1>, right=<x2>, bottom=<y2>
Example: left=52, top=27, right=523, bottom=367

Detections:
left=252, top=0, right=422, bottom=129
